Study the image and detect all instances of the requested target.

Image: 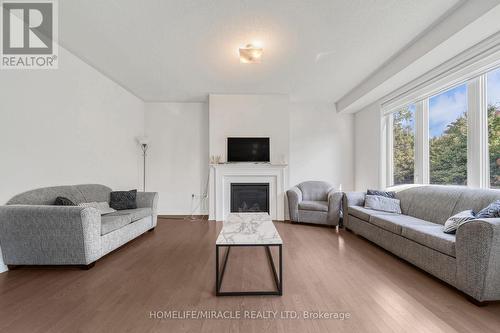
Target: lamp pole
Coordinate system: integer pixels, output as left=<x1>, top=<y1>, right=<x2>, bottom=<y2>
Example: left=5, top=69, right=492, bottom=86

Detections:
left=141, top=143, right=148, bottom=192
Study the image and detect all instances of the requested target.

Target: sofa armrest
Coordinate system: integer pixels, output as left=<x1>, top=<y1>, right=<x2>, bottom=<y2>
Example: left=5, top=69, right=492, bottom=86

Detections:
left=456, top=218, right=500, bottom=302
left=344, top=192, right=366, bottom=207
left=136, top=192, right=159, bottom=226
left=0, top=205, right=101, bottom=266
left=286, top=187, right=302, bottom=222
left=342, top=192, right=366, bottom=228
left=136, top=192, right=158, bottom=210
left=327, top=190, right=343, bottom=226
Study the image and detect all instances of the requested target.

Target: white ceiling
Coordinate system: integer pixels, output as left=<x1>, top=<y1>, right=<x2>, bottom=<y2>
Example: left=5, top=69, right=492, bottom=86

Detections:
left=59, top=0, right=459, bottom=103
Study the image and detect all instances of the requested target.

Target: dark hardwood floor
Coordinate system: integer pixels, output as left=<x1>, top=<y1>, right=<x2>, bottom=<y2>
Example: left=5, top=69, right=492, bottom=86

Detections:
left=1, top=218, right=500, bottom=332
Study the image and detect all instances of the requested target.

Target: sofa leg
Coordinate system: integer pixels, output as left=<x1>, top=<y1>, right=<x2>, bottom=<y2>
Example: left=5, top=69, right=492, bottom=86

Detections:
left=465, top=294, right=488, bottom=306
left=81, top=263, right=95, bottom=270
left=7, top=265, right=18, bottom=270
left=148, top=227, right=156, bottom=232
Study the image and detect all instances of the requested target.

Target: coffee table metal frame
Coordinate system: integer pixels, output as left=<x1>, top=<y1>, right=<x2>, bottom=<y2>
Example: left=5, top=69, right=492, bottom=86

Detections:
left=215, top=243, right=282, bottom=296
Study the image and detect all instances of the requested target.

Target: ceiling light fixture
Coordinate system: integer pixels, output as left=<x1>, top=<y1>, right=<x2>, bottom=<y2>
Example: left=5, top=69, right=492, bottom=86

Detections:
left=239, top=43, right=263, bottom=64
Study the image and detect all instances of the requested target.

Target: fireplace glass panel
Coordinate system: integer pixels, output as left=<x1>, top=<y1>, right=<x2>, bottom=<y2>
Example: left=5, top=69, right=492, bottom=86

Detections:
left=230, top=183, right=269, bottom=213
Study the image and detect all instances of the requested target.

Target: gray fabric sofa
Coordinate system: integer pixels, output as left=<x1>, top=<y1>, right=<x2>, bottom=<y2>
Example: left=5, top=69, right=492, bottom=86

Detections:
left=287, top=181, right=342, bottom=226
left=0, top=184, right=158, bottom=269
left=343, top=185, right=500, bottom=303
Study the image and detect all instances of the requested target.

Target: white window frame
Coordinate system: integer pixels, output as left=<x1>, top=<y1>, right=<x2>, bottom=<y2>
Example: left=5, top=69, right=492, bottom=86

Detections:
left=382, top=71, right=495, bottom=189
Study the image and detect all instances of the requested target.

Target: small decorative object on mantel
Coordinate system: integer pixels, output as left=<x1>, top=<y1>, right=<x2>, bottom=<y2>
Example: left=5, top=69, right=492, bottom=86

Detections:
left=210, top=155, right=222, bottom=164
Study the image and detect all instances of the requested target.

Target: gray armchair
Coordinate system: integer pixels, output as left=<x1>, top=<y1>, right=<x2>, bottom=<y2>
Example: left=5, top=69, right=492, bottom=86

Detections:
left=287, top=181, right=343, bottom=226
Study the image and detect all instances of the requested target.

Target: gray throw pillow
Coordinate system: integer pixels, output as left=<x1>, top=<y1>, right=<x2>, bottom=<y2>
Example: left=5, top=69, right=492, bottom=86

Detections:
left=364, top=195, right=401, bottom=214
left=443, top=210, right=475, bottom=234
left=78, top=202, right=116, bottom=215
left=367, top=189, right=396, bottom=199
left=476, top=200, right=500, bottom=219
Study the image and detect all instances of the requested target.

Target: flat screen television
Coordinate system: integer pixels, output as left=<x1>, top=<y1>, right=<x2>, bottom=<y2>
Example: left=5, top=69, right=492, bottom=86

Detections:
left=227, top=137, right=270, bottom=162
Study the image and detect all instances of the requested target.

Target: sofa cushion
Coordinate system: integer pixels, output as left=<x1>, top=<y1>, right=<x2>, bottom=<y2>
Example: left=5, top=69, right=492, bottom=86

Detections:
left=297, top=181, right=332, bottom=201
left=348, top=206, right=374, bottom=221
left=402, top=224, right=456, bottom=257
left=75, top=184, right=112, bottom=203
left=369, top=213, right=433, bottom=235
left=106, top=207, right=152, bottom=222
left=452, top=189, right=500, bottom=216
left=299, top=200, right=328, bottom=212
left=395, top=185, right=463, bottom=224
left=7, top=185, right=86, bottom=205
left=101, top=214, right=132, bottom=235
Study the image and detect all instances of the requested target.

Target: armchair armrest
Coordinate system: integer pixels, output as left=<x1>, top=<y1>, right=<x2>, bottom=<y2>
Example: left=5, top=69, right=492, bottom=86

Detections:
left=342, top=192, right=366, bottom=228
left=136, top=192, right=159, bottom=226
left=456, top=218, right=500, bottom=302
left=327, top=190, right=343, bottom=226
left=286, top=187, right=302, bottom=222
left=0, top=205, right=101, bottom=266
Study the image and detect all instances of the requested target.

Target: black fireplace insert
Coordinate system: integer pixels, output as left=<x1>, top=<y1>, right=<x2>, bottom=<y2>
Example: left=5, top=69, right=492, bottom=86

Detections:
left=230, top=183, right=269, bottom=213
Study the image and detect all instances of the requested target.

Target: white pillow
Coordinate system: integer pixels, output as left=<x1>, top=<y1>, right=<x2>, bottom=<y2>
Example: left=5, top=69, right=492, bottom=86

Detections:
left=364, top=195, right=402, bottom=214
left=443, top=210, right=475, bottom=234
left=78, top=202, right=116, bottom=215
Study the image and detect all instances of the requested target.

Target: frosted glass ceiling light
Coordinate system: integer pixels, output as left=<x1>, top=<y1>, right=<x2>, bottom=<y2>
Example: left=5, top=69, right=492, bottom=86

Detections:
left=239, top=44, right=263, bottom=64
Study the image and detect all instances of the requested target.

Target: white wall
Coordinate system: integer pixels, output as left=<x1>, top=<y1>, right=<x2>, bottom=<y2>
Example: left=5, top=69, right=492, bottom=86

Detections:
left=289, top=102, right=354, bottom=190
left=0, top=47, right=145, bottom=272
left=144, top=103, right=209, bottom=215
left=145, top=96, right=356, bottom=215
left=354, top=102, right=381, bottom=191
left=209, top=94, right=290, bottom=164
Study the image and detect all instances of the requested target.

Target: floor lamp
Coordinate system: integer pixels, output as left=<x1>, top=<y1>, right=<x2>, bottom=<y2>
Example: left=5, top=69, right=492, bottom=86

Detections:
left=136, top=136, right=149, bottom=192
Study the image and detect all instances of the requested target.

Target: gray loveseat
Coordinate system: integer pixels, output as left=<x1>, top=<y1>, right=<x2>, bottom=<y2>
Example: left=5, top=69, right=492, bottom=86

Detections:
left=0, top=184, right=158, bottom=269
left=343, top=185, right=500, bottom=303
left=287, top=181, right=343, bottom=226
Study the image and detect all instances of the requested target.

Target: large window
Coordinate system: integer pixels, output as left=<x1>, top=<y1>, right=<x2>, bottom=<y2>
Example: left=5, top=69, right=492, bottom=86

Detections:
left=429, top=84, right=468, bottom=185
left=393, top=105, right=415, bottom=185
left=385, top=64, right=500, bottom=189
left=487, top=68, right=500, bottom=189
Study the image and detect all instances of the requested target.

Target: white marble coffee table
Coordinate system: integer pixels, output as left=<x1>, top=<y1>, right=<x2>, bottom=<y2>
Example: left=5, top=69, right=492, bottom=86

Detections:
left=215, top=213, right=283, bottom=296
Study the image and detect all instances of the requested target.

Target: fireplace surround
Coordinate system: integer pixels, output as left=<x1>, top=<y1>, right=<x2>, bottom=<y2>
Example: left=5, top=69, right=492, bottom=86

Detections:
left=208, top=163, right=287, bottom=221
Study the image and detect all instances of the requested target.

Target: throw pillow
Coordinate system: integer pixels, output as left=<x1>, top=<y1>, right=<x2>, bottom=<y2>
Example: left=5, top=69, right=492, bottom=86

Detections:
left=109, top=189, right=137, bottom=210
left=443, top=210, right=476, bottom=234
left=54, top=196, right=75, bottom=206
left=78, top=202, right=116, bottom=215
left=476, top=200, right=500, bottom=219
left=364, top=195, right=402, bottom=214
left=367, top=189, right=396, bottom=199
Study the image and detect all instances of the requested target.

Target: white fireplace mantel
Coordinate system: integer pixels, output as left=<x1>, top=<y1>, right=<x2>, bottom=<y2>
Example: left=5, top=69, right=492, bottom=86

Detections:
left=208, top=163, right=288, bottom=221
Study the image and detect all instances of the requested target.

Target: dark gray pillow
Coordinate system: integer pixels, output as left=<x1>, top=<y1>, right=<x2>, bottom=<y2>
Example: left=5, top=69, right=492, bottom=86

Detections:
left=54, top=196, right=75, bottom=206
left=367, top=189, right=396, bottom=199
left=476, top=200, right=500, bottom=219
left=110, top=190, right=137, bottom=210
